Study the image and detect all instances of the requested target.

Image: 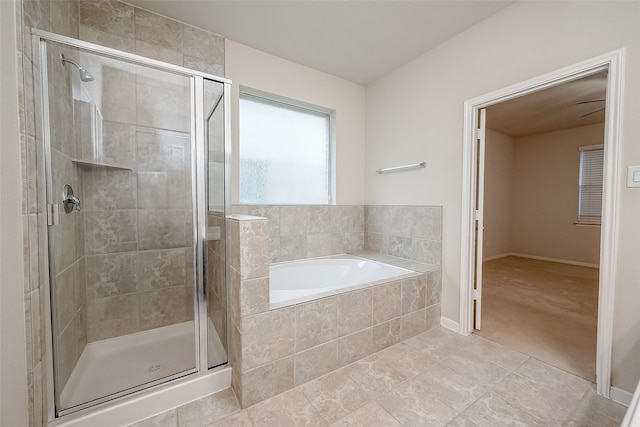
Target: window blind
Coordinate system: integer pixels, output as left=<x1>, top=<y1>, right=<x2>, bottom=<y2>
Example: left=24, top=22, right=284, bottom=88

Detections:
left=578, top=145, right=604, bottom=224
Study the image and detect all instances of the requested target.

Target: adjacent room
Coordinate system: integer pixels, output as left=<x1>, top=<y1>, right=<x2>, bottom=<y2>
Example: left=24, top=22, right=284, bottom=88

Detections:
left=478, top=72, right=607, bottom=382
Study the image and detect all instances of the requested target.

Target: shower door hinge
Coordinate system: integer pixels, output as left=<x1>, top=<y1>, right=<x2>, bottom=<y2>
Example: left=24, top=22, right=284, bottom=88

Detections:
left=47, top=203, right=60, bottom=226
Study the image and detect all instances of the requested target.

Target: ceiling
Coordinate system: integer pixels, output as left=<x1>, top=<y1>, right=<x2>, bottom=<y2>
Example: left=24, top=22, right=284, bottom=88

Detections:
left=125, top=1, right=605, bottom=138
left=486, top=71, right=608, bottom=138
left=126, top=0, right=513, bottom=85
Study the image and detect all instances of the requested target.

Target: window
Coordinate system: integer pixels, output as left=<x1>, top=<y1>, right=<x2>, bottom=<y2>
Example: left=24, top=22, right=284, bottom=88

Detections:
left=239, top=89, right=333, bottom=204
left=578, top=145, right=604, bottom=224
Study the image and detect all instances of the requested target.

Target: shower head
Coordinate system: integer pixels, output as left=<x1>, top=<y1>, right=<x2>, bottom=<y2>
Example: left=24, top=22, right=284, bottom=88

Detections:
left=60, top=53, right=94, bottom=82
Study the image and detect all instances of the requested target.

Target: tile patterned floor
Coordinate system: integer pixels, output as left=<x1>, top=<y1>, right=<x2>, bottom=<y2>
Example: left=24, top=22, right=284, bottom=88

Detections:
left=130, top=327, right=627, bottom=427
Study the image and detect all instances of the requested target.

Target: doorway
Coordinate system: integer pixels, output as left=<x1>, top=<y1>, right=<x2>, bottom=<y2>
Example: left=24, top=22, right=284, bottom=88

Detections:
left=475, top=72, right=607, bottom=382
left=460, top=49, right=625, bottom=397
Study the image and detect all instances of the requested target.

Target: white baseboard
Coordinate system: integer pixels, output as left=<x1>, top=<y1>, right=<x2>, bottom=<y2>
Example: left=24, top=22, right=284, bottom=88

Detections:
left=440, top=317, right=461, bottom=334
left=611, top=386, right=633, bottom=407
left=502, top=253, right=599, bottom=269
left=482, top=253, right=511, bottom=262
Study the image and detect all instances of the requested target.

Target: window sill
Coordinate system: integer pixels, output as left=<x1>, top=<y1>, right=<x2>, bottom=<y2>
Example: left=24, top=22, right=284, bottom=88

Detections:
left=573, top=222, right=601, bottom=227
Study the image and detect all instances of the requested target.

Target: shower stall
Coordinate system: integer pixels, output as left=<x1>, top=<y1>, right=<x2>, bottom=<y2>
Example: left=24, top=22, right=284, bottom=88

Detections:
left=35, top=31, right=230, bottom=419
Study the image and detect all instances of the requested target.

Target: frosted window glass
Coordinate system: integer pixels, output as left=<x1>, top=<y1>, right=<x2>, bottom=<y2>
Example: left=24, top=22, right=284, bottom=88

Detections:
left=239, top=93, right=331, bottom=204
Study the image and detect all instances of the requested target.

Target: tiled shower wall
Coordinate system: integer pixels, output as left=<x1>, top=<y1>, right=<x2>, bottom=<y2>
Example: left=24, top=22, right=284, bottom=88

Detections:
left=81, top=65, right=193, bottom=342
left=16, top=1, right=225, bottom=425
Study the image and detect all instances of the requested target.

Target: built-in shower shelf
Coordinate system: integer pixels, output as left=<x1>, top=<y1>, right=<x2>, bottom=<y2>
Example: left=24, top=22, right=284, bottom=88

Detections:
left=71, top=158, right=133, bottom=171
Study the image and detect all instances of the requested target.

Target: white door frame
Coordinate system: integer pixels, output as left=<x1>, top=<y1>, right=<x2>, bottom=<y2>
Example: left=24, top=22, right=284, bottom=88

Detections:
left=459, top=49, right=625, bottom=397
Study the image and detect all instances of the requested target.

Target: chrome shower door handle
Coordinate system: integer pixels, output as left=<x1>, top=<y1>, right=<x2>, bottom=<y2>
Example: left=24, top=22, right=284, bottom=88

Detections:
left=62, top=184, right=81, bottom=213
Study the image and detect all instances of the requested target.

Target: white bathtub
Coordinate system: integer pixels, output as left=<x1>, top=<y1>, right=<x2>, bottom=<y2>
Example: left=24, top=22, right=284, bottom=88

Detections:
left=270, top=255, right=415, bottom=306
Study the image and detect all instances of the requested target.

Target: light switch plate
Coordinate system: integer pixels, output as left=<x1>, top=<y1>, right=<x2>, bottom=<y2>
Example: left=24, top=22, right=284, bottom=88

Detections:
left=627, top=166, right=640, bottom=188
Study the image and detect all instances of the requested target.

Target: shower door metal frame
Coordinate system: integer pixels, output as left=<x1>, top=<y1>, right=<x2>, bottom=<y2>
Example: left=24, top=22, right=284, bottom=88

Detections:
left=202, top=79, right=232, bottom=371
left=33, top=29, right=232, bottom=420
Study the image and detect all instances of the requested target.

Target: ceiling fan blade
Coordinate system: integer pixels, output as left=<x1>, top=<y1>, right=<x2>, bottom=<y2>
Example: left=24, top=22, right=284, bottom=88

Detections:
left=579, top=107, right=605, bottom=118
left=576, top=99, right=606, bottom=105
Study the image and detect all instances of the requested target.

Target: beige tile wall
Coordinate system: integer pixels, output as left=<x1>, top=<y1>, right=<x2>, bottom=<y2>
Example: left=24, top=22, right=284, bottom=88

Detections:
left=227, top=216, right=272, bottom=406
left=234, top=204, right=442, bottom=266
left=365, top=205, right=443, bottom=266
left=77, top=0, right=224, bottom=76
left=74, top=13, right=223, bottom=339
left=83, top=124, right=194, bottom=342
left=233, top=205, right=364, bottom=262
left=227, top=215, right=442, bottom=408
left=16, top=0, right=226, bottom=424
left=17, top=2, right=83, bottom=423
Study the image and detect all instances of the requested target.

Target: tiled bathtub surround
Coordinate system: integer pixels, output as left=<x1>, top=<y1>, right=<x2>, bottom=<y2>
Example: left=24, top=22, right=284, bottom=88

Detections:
left=234, top=204, right=443, bottom=266
left=227, top=215, right=442, bottom=408
left=365, top=205, right=443, bottom=266
left=233, top=205, right=364, bottom=262
left=15, top=0, right=226, bottom=424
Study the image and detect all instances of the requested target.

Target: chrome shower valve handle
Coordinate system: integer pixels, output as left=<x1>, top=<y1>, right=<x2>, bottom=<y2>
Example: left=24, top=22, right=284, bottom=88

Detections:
left=62, top=184, right=81, bottom=213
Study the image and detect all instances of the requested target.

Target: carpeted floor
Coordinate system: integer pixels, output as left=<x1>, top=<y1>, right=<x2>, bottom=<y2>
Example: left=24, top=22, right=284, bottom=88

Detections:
left=475, top=256, right=598, bottom=382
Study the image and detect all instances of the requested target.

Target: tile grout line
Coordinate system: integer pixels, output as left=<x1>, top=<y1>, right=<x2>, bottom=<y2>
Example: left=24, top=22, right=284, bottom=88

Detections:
left=353, top=330, right=484, bottom=423
left=396, top=332, right=522, bottom=419
left=451, top=352, right=533, bottom=423
left=178, top=326, right=620, bottom=427
left=561, top=386, right=593, bottom=425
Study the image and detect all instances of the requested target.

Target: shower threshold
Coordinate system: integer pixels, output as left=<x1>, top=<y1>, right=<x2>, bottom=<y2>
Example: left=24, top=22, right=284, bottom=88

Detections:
left=59, top=320, right=225, bottom=411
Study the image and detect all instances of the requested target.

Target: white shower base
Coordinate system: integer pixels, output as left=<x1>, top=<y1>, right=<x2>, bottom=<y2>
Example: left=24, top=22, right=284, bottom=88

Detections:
left=60, top=319, right=226, bottom=411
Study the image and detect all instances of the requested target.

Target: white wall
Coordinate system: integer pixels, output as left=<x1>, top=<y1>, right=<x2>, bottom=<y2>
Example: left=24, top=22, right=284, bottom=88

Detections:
left=511, top=124, right=603, bottom=265
left=0, top=0, right=29, bottom=425
left=365, top=1, right=640, bottom=392
left=225, top=40, right=366, bottom=205
left=483, top=129, right=514, bottom=259
left=483, top=125, right=603, bottom=265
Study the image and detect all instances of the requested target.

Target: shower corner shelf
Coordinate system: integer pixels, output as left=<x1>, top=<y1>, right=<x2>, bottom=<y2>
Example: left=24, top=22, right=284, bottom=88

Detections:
left=71, top=158, right=133, bottom=171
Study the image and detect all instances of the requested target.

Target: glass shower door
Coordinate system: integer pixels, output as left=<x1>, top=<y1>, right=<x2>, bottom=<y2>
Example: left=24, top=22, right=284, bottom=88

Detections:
left=204, top=78, right=228, bottom=368
left=44, top=40, right=199, bottom=414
